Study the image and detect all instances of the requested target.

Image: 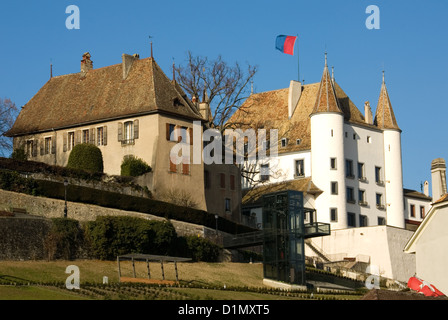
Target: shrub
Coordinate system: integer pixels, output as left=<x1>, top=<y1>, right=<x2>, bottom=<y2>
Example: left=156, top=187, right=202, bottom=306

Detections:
left=11, top=147, right=27, bottom=161
left=85, top=216, right=177, bottom=260
left=44, top=218, right=84, bottom=260
left=120, top=155, right=151, bottom=177
left=67, top=143, right=104, bottom=173
left=185, top=235, right=221, bottom=262
left=0, top=169, right=39, bottom=195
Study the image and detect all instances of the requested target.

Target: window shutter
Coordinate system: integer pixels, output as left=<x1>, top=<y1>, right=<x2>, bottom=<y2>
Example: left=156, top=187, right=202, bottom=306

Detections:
left=40, top=139, right=44, bottom=156
left=103, top=126, right=107, bottom=146
left=32, top=140, right=38, bottom=157
left=176, top=125, right=182, bottom=142
left=169, top=159, right=177, bottom=173
left=89, top=128, right=95, bottom=144
left=118, top=122, right=123, bottom=141
left=220, top=173, right=226, bottom=188
left=63, top=132, right=67, bottom=152
left=189, top=127, right=193, bottom=145
left=182, top=157, right=189, bottom=175
left=166, top=123, right=170, bottom=140
left=133, top=119, right=139, bottom=139
left=51, top=137, right=56, bottom=154
left=75, top=130, right=81, bottom=145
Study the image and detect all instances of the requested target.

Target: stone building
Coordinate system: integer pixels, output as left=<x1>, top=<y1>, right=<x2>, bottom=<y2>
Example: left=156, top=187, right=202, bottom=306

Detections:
left=6, top=52, right=241, bottom=221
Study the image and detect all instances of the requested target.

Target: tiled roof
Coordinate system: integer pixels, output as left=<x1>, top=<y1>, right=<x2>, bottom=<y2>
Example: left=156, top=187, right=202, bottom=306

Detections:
left=6, top=57, right=203, bottom=136
left=311, top=63, right=343, bottom=115
left=228, top=79, right=366, bottom=154
left=242, top=177, right=322, bottom=206
left=374, top=80, right=400, bottom=130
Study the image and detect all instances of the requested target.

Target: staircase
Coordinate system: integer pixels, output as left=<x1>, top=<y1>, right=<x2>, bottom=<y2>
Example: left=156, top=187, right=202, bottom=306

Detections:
left=305, top=239, right=331, bottom=263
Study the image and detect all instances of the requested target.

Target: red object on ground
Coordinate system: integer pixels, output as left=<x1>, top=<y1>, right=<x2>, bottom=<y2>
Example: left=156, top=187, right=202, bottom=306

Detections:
left=407, top=276, right=445, bottom=297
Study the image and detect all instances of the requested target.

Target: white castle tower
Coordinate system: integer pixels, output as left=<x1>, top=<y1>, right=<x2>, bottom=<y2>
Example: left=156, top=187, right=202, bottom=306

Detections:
left=310, top=54, right=348, bottom=230
left=374, top=72, right=405, bottom=229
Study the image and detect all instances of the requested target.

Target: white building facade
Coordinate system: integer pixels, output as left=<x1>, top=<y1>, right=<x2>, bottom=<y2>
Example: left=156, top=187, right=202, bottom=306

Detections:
left=232, top=57, right=431, bottom=232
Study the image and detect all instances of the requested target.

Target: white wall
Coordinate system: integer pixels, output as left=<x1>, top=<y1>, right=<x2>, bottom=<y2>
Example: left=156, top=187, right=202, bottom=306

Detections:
left=308, top=226, right=415, bottom=282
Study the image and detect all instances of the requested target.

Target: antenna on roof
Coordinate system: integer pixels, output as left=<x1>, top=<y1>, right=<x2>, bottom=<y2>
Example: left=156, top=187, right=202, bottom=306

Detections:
left=149, top=35, right=154, bottom=58
left=382, top=70, right=385, bottom=84
left=50, top=58, right=53, bottom=79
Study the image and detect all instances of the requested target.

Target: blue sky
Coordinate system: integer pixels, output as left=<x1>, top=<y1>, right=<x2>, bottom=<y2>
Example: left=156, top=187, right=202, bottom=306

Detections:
left=0, top=0, right=447, bottom=193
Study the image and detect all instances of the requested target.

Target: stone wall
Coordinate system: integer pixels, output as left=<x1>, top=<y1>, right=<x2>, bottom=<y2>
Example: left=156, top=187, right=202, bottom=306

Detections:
left=0, top=189, right=211, bottom=238
left=0, top=216, right=52, bottom=260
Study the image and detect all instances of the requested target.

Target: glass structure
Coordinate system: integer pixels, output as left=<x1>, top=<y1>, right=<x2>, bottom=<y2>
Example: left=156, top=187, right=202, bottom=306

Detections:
left=262, top=190, right=306, bottom=285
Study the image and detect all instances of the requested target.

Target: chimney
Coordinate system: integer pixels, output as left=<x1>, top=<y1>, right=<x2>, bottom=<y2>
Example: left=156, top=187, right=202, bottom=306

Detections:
left=80, top=52, right=93, bottom=75
left=288, top=80, right=302, bottom=119
left=431, top=158, right=447, bottom=201
left=364, top=101, right=373, bottom=125
left=423, top=180, right=429, bottom=197
left=122, top=53, right=139, bottom=80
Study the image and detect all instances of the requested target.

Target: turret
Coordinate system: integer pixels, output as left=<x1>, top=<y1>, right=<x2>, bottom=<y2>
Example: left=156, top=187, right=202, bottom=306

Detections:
left=374, top=72, right=405, bottom=228
left=310, top=53, right=347, bottom=229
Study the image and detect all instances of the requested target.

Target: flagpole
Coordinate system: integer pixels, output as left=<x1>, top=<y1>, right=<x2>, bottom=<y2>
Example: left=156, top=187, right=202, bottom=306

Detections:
left=296, top=34, right=300, bottom=83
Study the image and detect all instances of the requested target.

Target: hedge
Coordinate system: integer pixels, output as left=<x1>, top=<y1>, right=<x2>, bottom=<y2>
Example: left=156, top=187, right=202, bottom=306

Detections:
left=35, top=179, right=254, bottom=235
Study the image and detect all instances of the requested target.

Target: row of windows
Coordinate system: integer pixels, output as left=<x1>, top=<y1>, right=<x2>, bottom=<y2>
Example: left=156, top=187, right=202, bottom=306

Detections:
left=331, top=183, right=385, bottom=209
left=410, top=204, right=425, bottom=219
left=330, top=208, right=385, bottom=227
left=204, top=171, right=237, bottom=191
left=332, top=158, right=384, bottom=185
left=25, top=120, right=140, bottom=158
left=259, top=159, right=305, bottom=182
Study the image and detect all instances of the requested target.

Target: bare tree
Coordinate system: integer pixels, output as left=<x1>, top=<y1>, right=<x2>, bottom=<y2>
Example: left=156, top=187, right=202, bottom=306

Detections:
left=0, top=98, right=18, bottom=156
left=175, top=51, right=257, bottom=132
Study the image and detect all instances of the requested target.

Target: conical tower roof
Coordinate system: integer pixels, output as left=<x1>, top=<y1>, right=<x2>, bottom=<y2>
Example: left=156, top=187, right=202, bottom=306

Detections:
left=374, top=72, right=400, bottom=130
left=311, top=54, right=343, bottom=115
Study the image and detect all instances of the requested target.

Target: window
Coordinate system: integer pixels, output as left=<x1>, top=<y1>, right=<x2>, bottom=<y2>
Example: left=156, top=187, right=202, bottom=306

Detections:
left=367, top=136, right=372, bottom=143
left=346, top=160, right=354, bottom=178
left=166, top=123, right=176, bottom=141
left=358, top=162, right=366, bottom=181
left=296, top=139, right=301, bottom=145
left=122, top=121, right=134, bottom=145
left=375, top=166, right=383, bottom=185
left=347, top=187, right=355, bottom=203
left=281, top=138, right=288, bottom=148
left=44, top=137, right=52, bottom=155
left=225, top=198, right=231, bottom=212
left=330, top=129, right=334, bottom=137
left=353, top=133, right=357, bottom=140
left=331, top=182, right=338, bottom=195
left=330, top=208, right=338, bottom=222
left=295, top=159, right=305, bottom=177
left=359, top=215, right=368, bottom=227
left=410, top=204, right=416, bottom=218
left=97, top=127, right=107, bottom=146
left=420, top=206, right=425, bottom=219
left=358, top=189, right=367, bottom=206
left=82, top=129, right=89, bottom=144
left=220, top=173, right=226, bottom=189
left=378, top=217, right=386, bottom=225
left=376, top=193, right=384, bottom=209
left=230, top=175, right=235, bottom=190
left=260, top=163, right=270, bottom=181
left=330, top=158, right=337, bottom=170
left=348, top=213, right=356, bottom=227
left=68, top=132, right=75, bottom=150
left=26, top=140, right=35, bottom=158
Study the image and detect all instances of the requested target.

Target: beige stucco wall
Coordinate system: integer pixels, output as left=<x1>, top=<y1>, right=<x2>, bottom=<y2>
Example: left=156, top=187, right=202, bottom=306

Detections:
left=414, top=204, right=448, bottom=295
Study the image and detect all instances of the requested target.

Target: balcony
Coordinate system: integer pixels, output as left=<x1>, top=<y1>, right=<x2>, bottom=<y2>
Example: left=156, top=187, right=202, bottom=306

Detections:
left=304, top=222, right=331, bottom=239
